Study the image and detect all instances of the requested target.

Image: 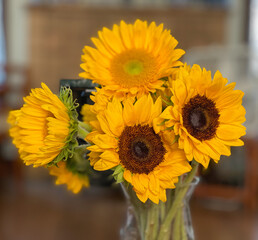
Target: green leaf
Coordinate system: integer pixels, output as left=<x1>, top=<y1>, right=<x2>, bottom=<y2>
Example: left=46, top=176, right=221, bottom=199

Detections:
left=113, top=165, right=123, bottom=175
left=116, top=172, right=124, bottom=183
left=112, top=165, right=125, bottom=183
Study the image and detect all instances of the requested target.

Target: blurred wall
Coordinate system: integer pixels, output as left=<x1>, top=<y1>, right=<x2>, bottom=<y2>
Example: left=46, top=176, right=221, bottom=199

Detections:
left=225, top=0, right=247, bottom=45
left=5, top=1, right=250, bottom=93
left=6, top=0, right=29, bottom=65
left=28, top=4, right=227, bottom=92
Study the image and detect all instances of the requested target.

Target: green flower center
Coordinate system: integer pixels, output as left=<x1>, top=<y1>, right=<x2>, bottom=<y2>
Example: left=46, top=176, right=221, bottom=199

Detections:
left=110, top=49, right=158, bottom=88
left=124, top=60, right=144, bottom=76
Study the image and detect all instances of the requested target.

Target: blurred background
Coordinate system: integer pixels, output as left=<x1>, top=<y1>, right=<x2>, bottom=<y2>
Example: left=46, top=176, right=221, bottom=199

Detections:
left=0, top=0, right=258, bottom=239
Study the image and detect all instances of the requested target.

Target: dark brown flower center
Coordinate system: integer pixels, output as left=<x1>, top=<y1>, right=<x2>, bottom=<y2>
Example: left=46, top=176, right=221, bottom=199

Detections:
left=182, top=94, right=220, bottom=141
left=118, top=125, right=166, bottom=174
left=190, top=108, right=208, bottom=130
left=132, top=141, right=149, bottom=159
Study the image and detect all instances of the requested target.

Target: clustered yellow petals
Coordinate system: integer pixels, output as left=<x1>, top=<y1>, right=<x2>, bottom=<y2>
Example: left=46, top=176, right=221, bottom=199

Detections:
left=8, top=19, right=246, bottom=202
left=158, top=64, right=246, bottom=168
left=8, top=83, right=71, bottom=167
left=86, top=95, right=191, bottom=203
left=49, top=161, right=89, bottom=194
left=79, top=19, right=246, bottom=204
left=79, top=19, right=185, bottom=99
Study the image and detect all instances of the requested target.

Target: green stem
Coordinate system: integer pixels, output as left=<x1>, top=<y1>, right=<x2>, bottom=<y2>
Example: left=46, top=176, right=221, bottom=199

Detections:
left=160, top=201, right=166, bottom=222
left=145, top=205, right=153, bottom=240
left=152, top=205, right=159, bottom=240
left=144, top=203, right=159, bottom=240
left=74, top=144, right=89, bottom=154
left=172, top=208, right=181, bottom=240
left=139, top=208, right=147, bottom=239
left=157, top=161, right=199, bottom=240
left=79, top=121, right=92, bottom=132
left=77, top=121, right=90, bottom=139
left=181, top=208, right=187, bottom=240
left=166, top=188, right=174, bottom=214
left=122, top=184, right=146, bottom=240
left=70, top=144, right=90, bottom=172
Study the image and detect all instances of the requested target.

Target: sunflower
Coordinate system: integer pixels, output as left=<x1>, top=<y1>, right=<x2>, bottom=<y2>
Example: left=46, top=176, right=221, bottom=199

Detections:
left=49, top=161, right=89, bottom=194
left=81, top=87, right=110, bottom=122
left=79, top=19, right=185, bottom=98
left=7, top=83, right=78, bottom=167
left=81, top=104, right=97, bottom=125
left=80, top=88, right=111, bottom=131
left=86, top=95, right=191, bottom=204
left=159, top=64, right=246, bottom=168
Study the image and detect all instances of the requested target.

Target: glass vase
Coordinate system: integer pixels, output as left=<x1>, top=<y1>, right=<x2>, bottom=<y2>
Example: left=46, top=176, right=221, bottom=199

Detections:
left=120, top=176, right=199, bottom=240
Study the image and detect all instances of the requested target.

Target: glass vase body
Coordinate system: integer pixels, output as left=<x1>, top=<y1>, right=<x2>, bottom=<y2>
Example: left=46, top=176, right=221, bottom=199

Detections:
left=120, top=177, right=199, bottom=240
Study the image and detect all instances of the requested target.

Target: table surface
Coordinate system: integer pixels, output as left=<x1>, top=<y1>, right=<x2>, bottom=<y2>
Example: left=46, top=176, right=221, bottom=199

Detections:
left=0, top=178, right=257, bottom=240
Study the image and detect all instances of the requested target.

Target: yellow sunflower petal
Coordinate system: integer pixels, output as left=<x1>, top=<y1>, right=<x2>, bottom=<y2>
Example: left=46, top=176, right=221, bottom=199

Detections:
left=79, top=19, right=184, bottom=98
left=161, top=65, right=246, bottom=168
left=8, top=83, right=76, bottom=167
left=49, top=161, right=89, bottom=194
left=87, top=94, right=191, bottom=203
left=216, top=124, right=246, bottom=140
left=94, top=151, right=120, bottom=171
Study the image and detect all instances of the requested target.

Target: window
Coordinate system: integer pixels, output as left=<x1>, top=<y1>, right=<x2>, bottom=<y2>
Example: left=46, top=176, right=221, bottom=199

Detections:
left=0, top=0, right=6, bottom=85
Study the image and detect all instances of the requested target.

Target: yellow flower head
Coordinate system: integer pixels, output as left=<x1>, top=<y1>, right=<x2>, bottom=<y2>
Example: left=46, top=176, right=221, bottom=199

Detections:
left=81, top=87, right=110, bottom=120
left=81, top=104, right=97, bottom=125
left=80, top=88, right=111, bottom=131
left=49, top=161, right=89, bottom=194
left=159, top=64, right=246, bottom=168
left=7, top=83, right=78, bottom=167
left=86, top=95, right=191, bottom=204
left=79, top=19, right=185, bottom=99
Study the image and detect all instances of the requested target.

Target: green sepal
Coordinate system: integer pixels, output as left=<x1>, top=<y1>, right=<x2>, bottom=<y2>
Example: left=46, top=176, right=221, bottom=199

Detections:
left=162, top=96, right=173, bottom=107
left=172, top=135, right=180, bottom=144
left=157, top=119, right=166, bottom=126
left=50, top=145, right=93, bottom=181
left=65, top=145, right=92, bottom=177
left=47, top=86, right=80, bottom=167
left=112, top=165, right=125, bottom=184
left=59, top=86, right=80, bottom=139
left=160, top=76, right=168, bottom=82
left=59, top=86, right=79, bottom=116
left=166, top=126, right=174, bottom=131
left=47, top=137, right=78, bottom=167
left=166, top=94, right=174, bottom=105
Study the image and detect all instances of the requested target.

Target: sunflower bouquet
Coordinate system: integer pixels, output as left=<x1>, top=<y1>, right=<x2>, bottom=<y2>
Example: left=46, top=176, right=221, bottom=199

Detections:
left=8, top=20, right=246, bottom=240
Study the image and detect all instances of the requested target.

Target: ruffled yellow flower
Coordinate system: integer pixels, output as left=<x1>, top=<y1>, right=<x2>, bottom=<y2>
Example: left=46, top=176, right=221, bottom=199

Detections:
left=81, top=87, right=110, bottom=121
left=7, top=83, right=78, bottom=167
left=81, top=104, right=97, bottom=125
left=80, top=88, right=110, bottom=131
left=86, top=95, right=191, bottom=204
left=49, top=161, right=89, bottom=194
left=8, top=110, right=22, bottom=147
left=158, top=64, right=246, bottom=168
left=81, top=87, right=135, bottom=129
left=79, top=19, right=185, bottom=99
